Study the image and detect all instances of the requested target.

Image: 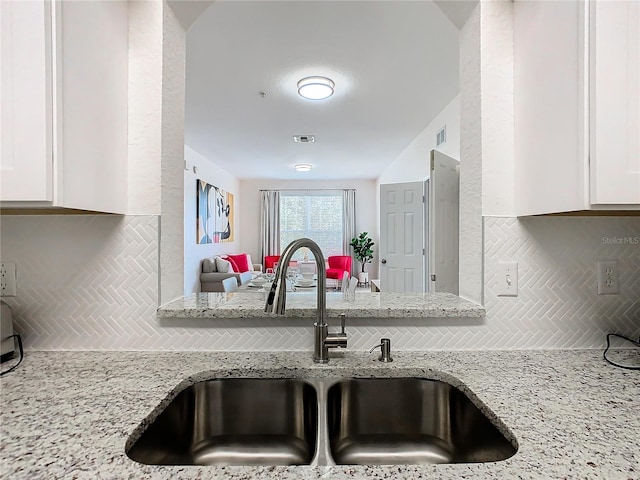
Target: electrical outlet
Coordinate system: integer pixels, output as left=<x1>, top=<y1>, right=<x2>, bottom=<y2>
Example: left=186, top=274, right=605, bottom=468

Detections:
left=1, top=262, right=17, bottom=297
left=597, top=260, right=619, bottom=295
left=497, top=261, right=518, bottom=297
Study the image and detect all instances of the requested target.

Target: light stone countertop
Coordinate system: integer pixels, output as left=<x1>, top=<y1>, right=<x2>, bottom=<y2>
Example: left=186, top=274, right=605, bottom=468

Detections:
left=1, top=349, right=638, bottom=479
left=157, top=291, right=485, bottom=319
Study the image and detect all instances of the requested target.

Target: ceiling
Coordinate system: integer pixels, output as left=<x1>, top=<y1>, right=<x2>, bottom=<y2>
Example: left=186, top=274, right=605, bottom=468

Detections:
left=185, top=1, right=462, bottom=181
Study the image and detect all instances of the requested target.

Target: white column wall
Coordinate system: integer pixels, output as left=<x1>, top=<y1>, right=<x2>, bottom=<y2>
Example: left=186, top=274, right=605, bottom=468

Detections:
left=159, top=4, right=186, bottom=304
left=127, top=0, right=163, bottom=215
left=458, top=3, right=483, bottom=304
left=480, top=0, right=515, bottom=217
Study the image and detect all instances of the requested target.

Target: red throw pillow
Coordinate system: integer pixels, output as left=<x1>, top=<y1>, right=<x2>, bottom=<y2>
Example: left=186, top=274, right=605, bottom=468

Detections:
left=221, top=255, right=238, bottom=272
left=227, top=254, right=250, bottom=273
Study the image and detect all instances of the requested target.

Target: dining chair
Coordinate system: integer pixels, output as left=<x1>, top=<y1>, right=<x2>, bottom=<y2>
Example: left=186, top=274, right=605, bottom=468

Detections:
left=264, top=255, right=280, bottom=271
left=327, top=255, right=352, bottom=290
left=221, top=276, right=239, bottom=292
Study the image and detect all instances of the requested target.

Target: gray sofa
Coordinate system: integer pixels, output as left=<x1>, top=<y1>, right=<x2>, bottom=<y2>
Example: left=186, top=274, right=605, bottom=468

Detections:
left=200, top=256, right=262, bottom=292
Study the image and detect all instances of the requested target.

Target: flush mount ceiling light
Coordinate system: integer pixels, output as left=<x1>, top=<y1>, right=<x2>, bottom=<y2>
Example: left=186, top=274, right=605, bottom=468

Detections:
left=294, top=164, right=312, bottom=172
left=297, top=76, right=335, bottom=100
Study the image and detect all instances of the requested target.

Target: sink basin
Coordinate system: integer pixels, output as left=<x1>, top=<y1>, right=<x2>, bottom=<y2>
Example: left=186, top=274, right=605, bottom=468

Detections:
left=126, top=378, right=318, bottom=466
left=326, top=378, right=517, bottom=465
left=127, top=376, right=516, bottom=467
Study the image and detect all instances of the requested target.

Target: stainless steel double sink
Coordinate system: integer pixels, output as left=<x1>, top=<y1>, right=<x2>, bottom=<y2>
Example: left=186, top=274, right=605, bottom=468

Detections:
left=126, top=377, right=517, bottom=466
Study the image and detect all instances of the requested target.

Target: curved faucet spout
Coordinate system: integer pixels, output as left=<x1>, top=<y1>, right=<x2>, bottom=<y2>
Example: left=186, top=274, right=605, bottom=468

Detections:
left=264, top=238, right=326, bottom=324
left=264, top=238, right=343, bottom=363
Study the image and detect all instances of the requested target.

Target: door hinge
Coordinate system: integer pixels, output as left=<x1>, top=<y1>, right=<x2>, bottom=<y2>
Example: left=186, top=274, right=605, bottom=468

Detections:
left=431, top=274, right=436, bottom=281
left=422, top=248, right=425, bottom=255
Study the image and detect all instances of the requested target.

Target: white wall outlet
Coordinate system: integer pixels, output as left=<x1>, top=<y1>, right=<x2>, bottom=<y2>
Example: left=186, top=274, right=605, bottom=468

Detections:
left=497, top=261, right=518, bottom=297
left=597, top=260, right=619, bottom=295
left=1, top=262, right=17, bottom=297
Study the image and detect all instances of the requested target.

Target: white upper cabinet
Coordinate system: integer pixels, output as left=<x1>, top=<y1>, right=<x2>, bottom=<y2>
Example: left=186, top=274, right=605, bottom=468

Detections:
left=590, top=0, right=640, bottom=205
left=514, top=0, right=640, bottom=215
left=1, top=0, right=53, bottom=202
left=0, top=0, right=128, bottom=213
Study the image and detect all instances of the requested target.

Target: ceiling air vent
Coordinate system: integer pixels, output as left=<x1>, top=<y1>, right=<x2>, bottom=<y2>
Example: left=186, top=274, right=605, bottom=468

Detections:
left=293, top=135, right=315, bottom=143
left=436, top=126, right=446, bottom=146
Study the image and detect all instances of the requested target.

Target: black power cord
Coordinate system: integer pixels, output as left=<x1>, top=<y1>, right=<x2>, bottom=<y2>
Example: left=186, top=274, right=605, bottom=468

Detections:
left=603, top=333, right=640, bottom=370
left=0, top=334, right=24, bottom=376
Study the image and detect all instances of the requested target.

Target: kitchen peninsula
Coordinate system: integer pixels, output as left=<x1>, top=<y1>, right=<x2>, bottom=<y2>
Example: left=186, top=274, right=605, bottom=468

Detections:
left=157, top=291, right=485, bottom=320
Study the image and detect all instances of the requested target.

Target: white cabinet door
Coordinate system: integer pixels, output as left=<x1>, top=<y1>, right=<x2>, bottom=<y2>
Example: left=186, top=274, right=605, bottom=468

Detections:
left=514, top=0, right=640, bottom=214
left=55, top=0, right=128, bottom=213
left=0, top=0, right=128, bottom=212
left=514, top=0, right=589, bottom=215
left=0, top=0, right=53, bottom=201
left=590, top=0, right=640, bottom=204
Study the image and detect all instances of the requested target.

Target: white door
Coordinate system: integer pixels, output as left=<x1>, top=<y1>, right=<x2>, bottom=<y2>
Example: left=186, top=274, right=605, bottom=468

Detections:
left=379, top=181, right=424, bottom=293
left=429, top=150, right=459, bottom=294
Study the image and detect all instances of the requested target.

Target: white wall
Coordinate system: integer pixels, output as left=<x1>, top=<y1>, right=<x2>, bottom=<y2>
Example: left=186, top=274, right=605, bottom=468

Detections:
left=377, top=94, right=460, bottom=185
left=459, top=2, right=483, bottom=304
left=127, top=0, right=162, bottom=215
left=374, top=4, right=482, bottom=304
left=184, top=145, right=241, bottom=294
left=480, top=0, right=515, bottom=217
left=375, top=94, right=462, bottom=297
left=126, top=0, right=186, bottom=303
left=159, top=4, right=186, bottom=304
left=239, top=179, right=379, bottom=278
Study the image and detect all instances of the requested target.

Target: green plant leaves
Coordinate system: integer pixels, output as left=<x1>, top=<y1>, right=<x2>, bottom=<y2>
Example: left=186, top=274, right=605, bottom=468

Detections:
left=350, top=232, right=375, bottom=271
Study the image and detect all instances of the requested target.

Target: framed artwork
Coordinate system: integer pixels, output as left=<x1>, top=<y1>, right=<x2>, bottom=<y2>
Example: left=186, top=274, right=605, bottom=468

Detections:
left=197, top=180, right=234, bottom=244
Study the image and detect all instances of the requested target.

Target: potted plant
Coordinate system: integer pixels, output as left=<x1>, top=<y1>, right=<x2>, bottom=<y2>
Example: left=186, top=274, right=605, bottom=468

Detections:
left=349, top=232, right=375, bottom=284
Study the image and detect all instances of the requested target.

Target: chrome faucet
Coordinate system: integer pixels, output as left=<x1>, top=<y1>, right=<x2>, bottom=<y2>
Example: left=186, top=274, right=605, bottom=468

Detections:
left=264, top=238, right=347, bottom=363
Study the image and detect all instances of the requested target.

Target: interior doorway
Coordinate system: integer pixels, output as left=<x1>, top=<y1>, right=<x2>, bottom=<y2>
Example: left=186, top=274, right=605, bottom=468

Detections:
left=379, top=150, right=459, bottom=294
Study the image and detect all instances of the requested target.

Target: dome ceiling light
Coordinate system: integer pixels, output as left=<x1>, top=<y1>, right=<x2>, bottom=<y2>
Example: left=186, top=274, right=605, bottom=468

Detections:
left=294, top=164, right=313, bottom=172
left=297, top=76, right=335, bottom=100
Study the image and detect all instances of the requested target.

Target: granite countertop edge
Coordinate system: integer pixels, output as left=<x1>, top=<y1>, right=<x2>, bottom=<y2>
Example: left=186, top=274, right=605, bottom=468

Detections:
left=157, top=291, right=486, bottom=320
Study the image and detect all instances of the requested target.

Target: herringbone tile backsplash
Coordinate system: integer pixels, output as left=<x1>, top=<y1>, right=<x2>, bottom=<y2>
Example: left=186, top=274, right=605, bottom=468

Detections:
left=483, top=216, right=639, bottom=349
left=1, top=215, right=638, bottom=351
left=1, top=216, right=159, bottom=350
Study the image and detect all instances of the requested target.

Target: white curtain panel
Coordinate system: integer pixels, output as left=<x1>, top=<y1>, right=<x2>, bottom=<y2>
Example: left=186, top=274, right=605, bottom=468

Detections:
left=260, top=190, right=280, bottom=262
left=342, top=189, right=356, bottom=274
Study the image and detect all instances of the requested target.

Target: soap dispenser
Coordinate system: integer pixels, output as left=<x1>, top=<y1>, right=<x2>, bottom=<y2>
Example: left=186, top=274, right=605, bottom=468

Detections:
left=369, top=338, right=393, bottom=362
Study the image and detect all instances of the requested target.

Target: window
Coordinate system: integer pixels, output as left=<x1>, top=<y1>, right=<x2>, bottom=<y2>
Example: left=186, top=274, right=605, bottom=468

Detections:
left=280, top=193, right=343, bottom=260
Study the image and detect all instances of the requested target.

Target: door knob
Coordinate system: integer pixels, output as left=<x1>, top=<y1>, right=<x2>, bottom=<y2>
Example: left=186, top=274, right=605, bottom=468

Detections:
left=381, top=259, right=387, bottom=264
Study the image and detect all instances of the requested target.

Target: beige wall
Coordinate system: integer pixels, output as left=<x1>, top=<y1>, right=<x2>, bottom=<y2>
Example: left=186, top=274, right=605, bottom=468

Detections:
left=239, top=179, right=379, bottom=278
left=183, top=145, right=241, bottom=295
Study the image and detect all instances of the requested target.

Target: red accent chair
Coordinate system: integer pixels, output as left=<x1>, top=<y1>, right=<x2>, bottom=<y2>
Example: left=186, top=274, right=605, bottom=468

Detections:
left=264, top=255, right=281, bottom=271
left=326, top=256, right=352, bottom=288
